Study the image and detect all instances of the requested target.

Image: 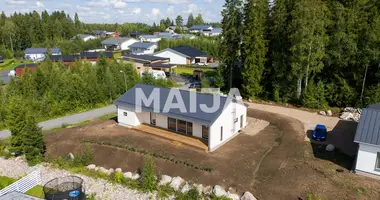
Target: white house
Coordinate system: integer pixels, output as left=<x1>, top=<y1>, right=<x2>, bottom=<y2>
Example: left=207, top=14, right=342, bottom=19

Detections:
left=129, top=42, right=158, bottom=55
left=203, top=28, right=222, bottom=37
left=189, top=25, right=213, bottom=33
left=153, top=45, right=209, bottom=65
left=24, top=48, right=61, bottom=61
left=115, top=84, right=248, bottom=152
left=101, top=37, right=138, bottom=51
left=354, top=105, right=380, bottom=177
left=140, top=35, right=162, bottom=43
left=71, top=34, right=96, bottom=42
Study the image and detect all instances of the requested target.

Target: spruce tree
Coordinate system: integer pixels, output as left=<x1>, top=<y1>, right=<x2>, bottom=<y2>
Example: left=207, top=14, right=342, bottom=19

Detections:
left=5, top=96, right=27, bottom=153
left=241, top=0, right=269, bottom=99
left=22, top=114, right=44, bottom=166
left=187, top=13, right=194, bottom=27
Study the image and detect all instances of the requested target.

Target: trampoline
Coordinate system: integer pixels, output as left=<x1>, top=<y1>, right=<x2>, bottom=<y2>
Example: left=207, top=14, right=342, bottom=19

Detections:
left=43, top=176, right=86, bottom=200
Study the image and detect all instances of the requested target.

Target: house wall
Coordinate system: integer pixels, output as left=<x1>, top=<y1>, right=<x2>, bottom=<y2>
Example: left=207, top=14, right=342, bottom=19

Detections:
left=141, top=38, right=161, bottom=43
left=83, top=36, right=96, bottom=42
left=117, top=106, right=150, bottom=127
left=131, top=45, right=157, bottom=55
left=208, top=101, right=247, bottom=152
left=121, top=39, right=138, bottom=50
left=25, top=53, right=45, bottom=61
left=154, top=50, right=187, bottom=64
left=356, top=143, right=380, bottom=176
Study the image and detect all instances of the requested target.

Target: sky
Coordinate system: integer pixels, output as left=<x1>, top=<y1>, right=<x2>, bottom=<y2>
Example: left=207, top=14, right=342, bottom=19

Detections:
left=1, top=0, right=225, bottom=24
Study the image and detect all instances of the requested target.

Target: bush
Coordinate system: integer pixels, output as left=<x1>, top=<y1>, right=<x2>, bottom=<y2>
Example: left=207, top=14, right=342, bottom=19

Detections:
left=177, top=188, right=201, bottom=200
left=73, top=144, right=93, bottom=166
left=140, top=156, right=156, bottom=192
left=157, top=184, right=175, bottom=199
left=113, top=171, right=124, bottom=184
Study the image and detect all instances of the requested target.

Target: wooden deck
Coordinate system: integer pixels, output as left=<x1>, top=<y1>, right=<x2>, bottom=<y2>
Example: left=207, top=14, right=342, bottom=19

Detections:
left=134, top=124, right=209, bottom=152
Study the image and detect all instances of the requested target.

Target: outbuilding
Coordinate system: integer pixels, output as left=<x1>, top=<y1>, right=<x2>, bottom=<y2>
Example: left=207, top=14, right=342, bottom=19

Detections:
left=24, top=48, right=61, bottom=61
left=115, top=84, right=248, bottom=152
left=129, top=42, right=157, bottom=55
left=101, top=37, right=138, bottom=50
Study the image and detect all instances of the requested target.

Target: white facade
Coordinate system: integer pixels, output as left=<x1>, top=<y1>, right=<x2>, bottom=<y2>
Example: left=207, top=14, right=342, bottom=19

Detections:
left=140, top=37, right=161, bottom=43
left=131, top=44, right=158, bottom=55
left=120, top=39, right=138, bottom=50
left=355, top=143, right=380, bottom=176
left=24, top=53, right=45, bottom=61
left=154, top=50, right=188, bottom=64
left=117, top=100, right=247, bottom=152
left=82, top=35, right=96, bottom=42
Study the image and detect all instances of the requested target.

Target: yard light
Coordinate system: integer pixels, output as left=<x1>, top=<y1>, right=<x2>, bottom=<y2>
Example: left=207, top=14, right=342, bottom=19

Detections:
left=120, top=70, right=128, bottom=92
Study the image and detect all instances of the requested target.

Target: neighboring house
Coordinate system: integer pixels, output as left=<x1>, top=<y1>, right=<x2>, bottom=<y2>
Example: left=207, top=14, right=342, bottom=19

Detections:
left=106, top=32, right=120, bottom=37
left=166, top=26, right=189, bottom=33
left=189, top=25, right=213, bottom=33
left=101, top=37, right=138, bottom=50
left=95, top=30, right=107, bottom=36
left=14, top=63, right=38, bottom=76
left=172, top=34, right=196, bottom=40
left=130, top=32, right=142, bottom=38
left=71, top=34, right=96, bottom=42
left=354, top=104, right=380, bottom=177
left=153, top=45, right=210, bottom=65
left=129, top=42, right=158, bottom=55
left=115, top=84, right=248, bottom=152
left=204, top=27, right=222, bottom=37
left=139, top=35, right=162, bottom=43
left=155, top=32, right=176, bottom=39
left=120, top=54, right=175, bottom=72
left=24, top=48, right=61, bottom=61
left=50, top=52, right=114, bottom=65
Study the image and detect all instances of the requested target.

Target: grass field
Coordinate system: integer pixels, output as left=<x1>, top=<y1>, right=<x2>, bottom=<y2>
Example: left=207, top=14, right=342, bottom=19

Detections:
left=0, top=176, right=44, bottom=198
left=175, top=67, right=215, bottom=76
left=0, top=176, right=15, bottom=189
left=0, top=59, right=33, bottom=71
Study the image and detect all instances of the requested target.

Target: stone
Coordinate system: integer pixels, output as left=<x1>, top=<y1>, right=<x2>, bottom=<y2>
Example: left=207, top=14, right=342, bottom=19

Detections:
left=115, top=168, right=122, bottom=173
left=319, top=111, right=326, bottom=116
left=240, top=192, right=257, bottom=200
left=94, top=167, right=99, bottom=171
left=327, top=110, right=333, bottom=116
left=181, top=183, right=191, bottom=193
left=123, top=172, right=133, bottom=179
left=131, top=173, right=140, bottom=180
left=227, top=192, right=240, bottom=200
left=326, top=144, right=335, bottom=152
left=193, top=184, right=204, bottom=194
left=228, top=187, right=237, bottom=194
left=169, top=176, right=185, bottom=191
left=213, top=185, right=227, bottom=197
left=340, top=112, right=353, bottom=120
left=159, top=175, right=172, bottom=186
left=203, top=185, right=213, bottom=195
left=99, top=167, right=108, bottom=174
left=67, top=153, right=75, bottom=160
left=86, top=164, right=96, bottom=170
left=108, top=168, right=114, bottom=174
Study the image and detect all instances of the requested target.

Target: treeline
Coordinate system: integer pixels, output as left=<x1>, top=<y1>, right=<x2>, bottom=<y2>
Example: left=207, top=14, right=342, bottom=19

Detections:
left=0, top=58, right=176, bottom=130
left=221, top=0, right=380, bottom=108
left=157, top=37, right=220, bottom=59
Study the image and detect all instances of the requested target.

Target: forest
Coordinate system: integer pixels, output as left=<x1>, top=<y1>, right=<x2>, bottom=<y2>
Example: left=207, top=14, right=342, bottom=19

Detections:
left=221, top=0, right=380, bottom=109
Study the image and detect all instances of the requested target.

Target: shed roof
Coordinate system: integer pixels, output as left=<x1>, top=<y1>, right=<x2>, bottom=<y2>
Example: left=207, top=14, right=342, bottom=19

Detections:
left=354, top=107, right=380, bottom=146
left=101, top=37, right=134, bottom=45
left=129, top=42, right=156, bottom=49
left=25, top=48, right=61, bottom=54
left=115, top=84, right=231, bottom=125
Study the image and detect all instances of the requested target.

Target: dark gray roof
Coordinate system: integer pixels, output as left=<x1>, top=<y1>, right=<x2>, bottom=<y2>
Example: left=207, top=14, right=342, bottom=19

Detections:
left=129, top=42, right=156, bottom=49
left=190, top=25, right=213, bottom=30
left=147, top=62, right=177, bottom=68
left=50, top=55, right=80, bottom=62
left=122, top=54, right=168, bottom=62
left=171, top=45, right=208, bottom=58
left=25, top=48, right=61, bottom=54
left=354, top=108, right=380, bottom=146
left=101, top=37, right=134, bottom=45
left=80, top=51, right=113, bottom=59
left=115, top=84, right=229, bottom=125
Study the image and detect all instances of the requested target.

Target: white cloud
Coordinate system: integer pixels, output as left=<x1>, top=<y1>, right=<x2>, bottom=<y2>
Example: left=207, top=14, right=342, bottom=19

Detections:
left=6, top=0, right=26, bottom=5
left=184, top=4, right=199, bottom=14
left=36, top=1, right=44, bottom=8
left=151, top=8, right=160, bottom=17
left=76, top=5, right=91, bottom=11
left=132, top=7, right=141, bottom=14
left=113, top=1, right=127, bottom=8
left=166, top=5, right=174, bottom=17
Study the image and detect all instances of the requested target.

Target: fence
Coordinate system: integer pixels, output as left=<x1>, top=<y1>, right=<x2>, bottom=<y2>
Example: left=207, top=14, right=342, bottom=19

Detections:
left=0, top=169, right=41, bottom=196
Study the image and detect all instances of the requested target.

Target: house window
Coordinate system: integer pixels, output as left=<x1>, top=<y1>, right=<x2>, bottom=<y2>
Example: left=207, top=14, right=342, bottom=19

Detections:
left=123, top=112, right=128, bottom=116
left=187, top=122, right=193, bottom=136
left=150, top=113, right=156, bottom=125
left=202, top=125, right=209, bottom=139
left=234, top=118, right=238, bottom=123
left=220, top=126, right=223, bottom=141
left=168, top=117, right=176, bottom=131
left=177, top=120, right=187, bottom=134
left=240, top=115, right=244, bottom=128
left=376, top=153, right=380, bottom=170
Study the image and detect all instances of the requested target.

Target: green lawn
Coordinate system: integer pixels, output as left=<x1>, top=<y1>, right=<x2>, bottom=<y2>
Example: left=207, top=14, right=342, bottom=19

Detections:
left=175, top=67, right=215, bottom=76
left=113, top=51, right=122, bottom=59
left=0, top=176, right=15, bottom=189
left=0, top=59, right=33, bottom=71
left=25, top=185, right=44, bottom=198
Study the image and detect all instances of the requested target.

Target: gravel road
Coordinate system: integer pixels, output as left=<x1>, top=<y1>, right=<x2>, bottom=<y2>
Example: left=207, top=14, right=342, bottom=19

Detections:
left=0, top=105, right=116, bottom=139
left=0, top=157, right=155, bottom=200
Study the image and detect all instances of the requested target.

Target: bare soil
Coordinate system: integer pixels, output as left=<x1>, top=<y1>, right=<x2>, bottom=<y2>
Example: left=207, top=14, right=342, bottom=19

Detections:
left=45, top=109, right=380, bottom=200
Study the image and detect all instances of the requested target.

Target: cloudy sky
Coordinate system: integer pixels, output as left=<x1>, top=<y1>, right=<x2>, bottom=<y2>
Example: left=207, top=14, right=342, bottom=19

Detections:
left=1, top=0, right=225, bottom=24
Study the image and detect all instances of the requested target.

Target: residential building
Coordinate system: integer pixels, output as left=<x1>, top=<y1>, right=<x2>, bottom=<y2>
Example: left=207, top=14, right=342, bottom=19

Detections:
left=101, top=37, right=138, bottom=50
left=203, top=27, right=222, bottom=37
left=14, top=63, right=38, bottom=76
left=189, top=25, right=213, bottom=33
left=153, top=45, right=210, bottom=65
left=165, top=26, right=189, bottom=33
left=155, top=32, right=176, bottom=39
left=354, top=104, right=380, bottom=177
left=139, top=35, right=162, bottom=43
left=95, top=30, right=107, bottom=36
left=120, top=54, right=175, bottom=72
left=24, top=48, right=61, bottom=61
left=71, top=34, right=96, bottom=42
left=172, top=34, right=196, bottom=40
left=50, top=52, right=114, bottom=65
left=115, top=84, right=248, bottom=152
left=129, top=42, right=158, bottom=55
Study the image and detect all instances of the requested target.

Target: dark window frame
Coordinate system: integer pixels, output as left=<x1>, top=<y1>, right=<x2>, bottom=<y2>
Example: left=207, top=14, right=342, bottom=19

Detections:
left=202, top=125, right=209, bottom=139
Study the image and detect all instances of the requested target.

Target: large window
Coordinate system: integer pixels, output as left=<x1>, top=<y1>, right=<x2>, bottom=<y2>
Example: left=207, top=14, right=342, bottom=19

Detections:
left=376, top=153, right=380, bottom=170
left=187, top=122, right=193, bottom=136
left=240, top=115, right=243, bottom=128
left=177, top=120, right=187, bottom=134
left=202, top=125, right=209, bottom=139
left=168, top=117, right=176, bottom=131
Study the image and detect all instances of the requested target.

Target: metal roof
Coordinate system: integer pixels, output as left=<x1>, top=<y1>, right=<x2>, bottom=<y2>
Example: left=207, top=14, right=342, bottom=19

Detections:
left=114, top=84, right=229, bottom=125
left=25, top=48, right=61, bottom=54
left=190, top=25, right=213, bottom=30
left=122, top=54, right=167, bottom=62
left=147, top=62, right=177, bottom=68
left=101, top=37, right=134, bottom=45
left=129, top=42, right=156, bottom=49
left=80, top=51, right=113, bottom=59
left=354, top=108, right=380, bottom=146
left=140, top=35, right=158, bottom=39
left=171, top=45, right=208, bottom=58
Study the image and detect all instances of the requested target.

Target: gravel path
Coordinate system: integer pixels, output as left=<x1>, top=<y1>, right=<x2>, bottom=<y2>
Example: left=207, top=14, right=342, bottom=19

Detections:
left=0, top=157, right=155, bottom=200
left=0, top=105, right=116, bottom=139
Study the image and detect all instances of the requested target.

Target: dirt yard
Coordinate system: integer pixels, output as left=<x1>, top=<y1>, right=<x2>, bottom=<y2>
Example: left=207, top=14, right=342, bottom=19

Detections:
left=45, top=108, right=380, bottom=200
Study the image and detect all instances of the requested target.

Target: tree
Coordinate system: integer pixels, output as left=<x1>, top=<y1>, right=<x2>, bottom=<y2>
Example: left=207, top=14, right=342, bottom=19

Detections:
left=175, top=15, right=183, bottom=27
left=241, top=0, right=269, bottom=98
left=165, top=17, right=171, bottom=28
left=214, top=65, right=225, bottom=89
left=220, top=0, right=243, bottom=88
left=194, top=14, right=204, bottom=25
left=187, top=13, right=194, bottom=27
left=5, top=96, right=27, bottom=153
left=22, top=114, right=44, bottom=165
left=74, top=13, right=81, bottom=32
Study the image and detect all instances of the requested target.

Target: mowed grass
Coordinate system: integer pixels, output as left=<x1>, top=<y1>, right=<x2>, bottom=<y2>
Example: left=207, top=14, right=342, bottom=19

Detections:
left=0, top=59, right=33, bottom=71
left=175, top=67, right=215, bottom=76
left=0, top=176, right=15, bottom=189
left=25, top=185, right=44, bottom=198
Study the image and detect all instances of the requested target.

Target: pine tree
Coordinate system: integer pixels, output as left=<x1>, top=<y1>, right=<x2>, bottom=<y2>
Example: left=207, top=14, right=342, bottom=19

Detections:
left=214, top=65, right=225, bottom=89
left=175, top=15, right=183, bottom=27
left=241, top=0, right=269, bottom=98
left=74, top=13, right=81, bottom=33
left=187, top=13, right=194, bottom=27
left=22, top=114, right=44, bottom=166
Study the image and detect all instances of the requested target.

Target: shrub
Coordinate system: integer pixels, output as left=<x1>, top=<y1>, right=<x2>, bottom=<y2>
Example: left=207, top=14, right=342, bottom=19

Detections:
left=113, top=171, right=124, bottom=184
left=157, top=184, right=175, bottom=199
left=140, top=156, right=156, bottom=193
left=73, top=144, right=93, bottom=166
left=177, top=188, right=201, bottom=200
